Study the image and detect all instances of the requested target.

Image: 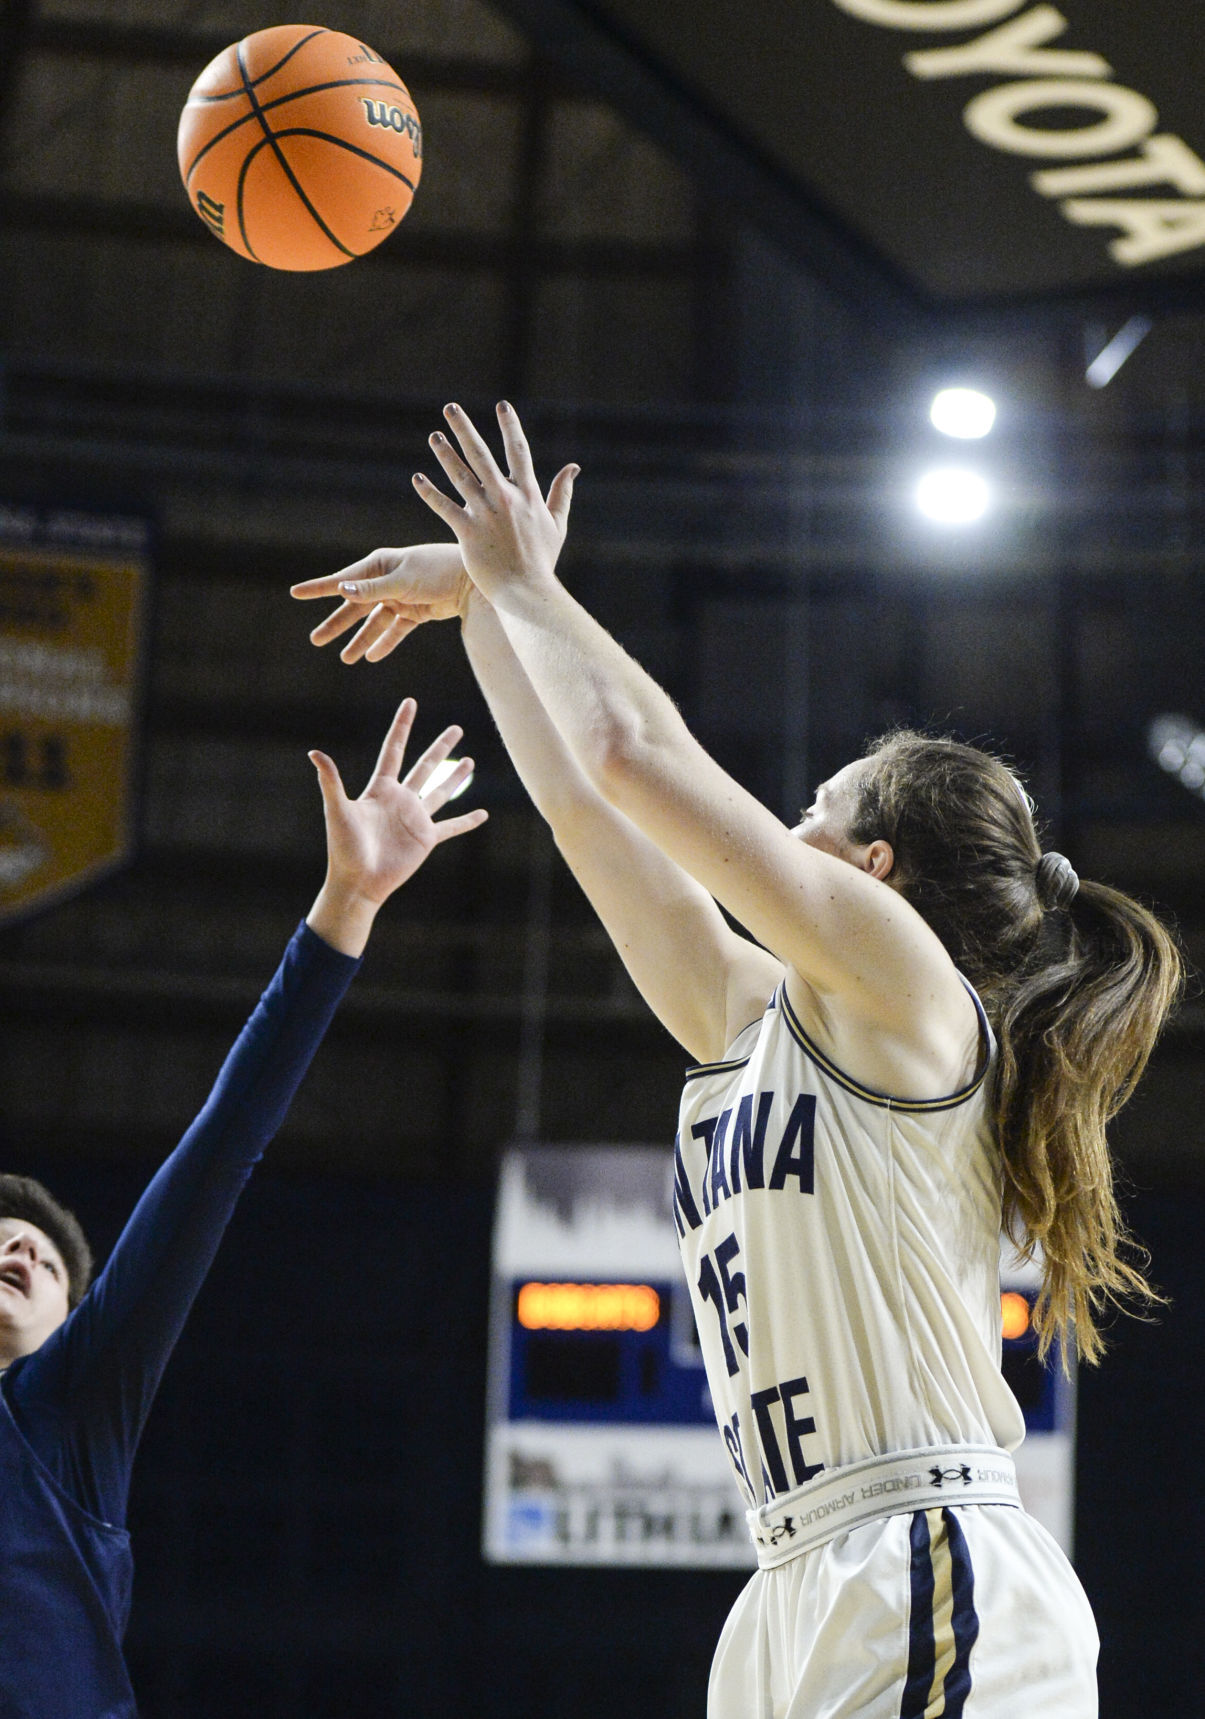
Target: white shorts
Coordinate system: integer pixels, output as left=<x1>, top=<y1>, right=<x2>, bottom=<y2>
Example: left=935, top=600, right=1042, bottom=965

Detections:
left=708, top=1504, right=1098, bottom=1719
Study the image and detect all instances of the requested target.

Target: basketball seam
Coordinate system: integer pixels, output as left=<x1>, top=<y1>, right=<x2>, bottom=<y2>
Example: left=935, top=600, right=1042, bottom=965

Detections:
left=235, top=40, right=356, bottom=261
left=183, top=77, right=416, bottom=186
left=193, top=28, right=328, bottom=104
left=230, top=128, right=417, bottom=264
left=269, top=128, right=418, bottom=196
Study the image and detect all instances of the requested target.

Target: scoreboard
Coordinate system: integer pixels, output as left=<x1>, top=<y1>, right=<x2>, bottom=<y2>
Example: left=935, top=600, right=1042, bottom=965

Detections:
left=483, top=1145, right=749, bottom=1567
left=483, top=1145, right=1075, bottom=1567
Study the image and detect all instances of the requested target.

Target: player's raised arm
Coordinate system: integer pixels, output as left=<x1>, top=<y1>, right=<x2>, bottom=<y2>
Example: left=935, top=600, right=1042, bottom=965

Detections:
left=405, top=403, right=971, bottom=1081
left=460, top=588, right=780, bottom=1061
left=293, top=547, right=779, bottom=1059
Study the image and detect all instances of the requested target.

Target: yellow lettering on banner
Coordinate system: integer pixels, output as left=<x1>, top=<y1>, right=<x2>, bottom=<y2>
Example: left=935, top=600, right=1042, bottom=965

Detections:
left=830, top=0, right=1023, bottom=32
left=1032, top=135, right=1205, bottom=199
left=964, top=78, right=1157, bottom=159
left=906, top=6, right=1109, bottom=82
left=0, top=543, right=146, bottom=927
left=1062, top=198, right=1205, bottom=266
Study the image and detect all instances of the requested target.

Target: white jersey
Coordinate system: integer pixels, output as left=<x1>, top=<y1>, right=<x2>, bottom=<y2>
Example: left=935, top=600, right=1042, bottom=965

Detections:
left=674, top=977, right=1026, bottom=1514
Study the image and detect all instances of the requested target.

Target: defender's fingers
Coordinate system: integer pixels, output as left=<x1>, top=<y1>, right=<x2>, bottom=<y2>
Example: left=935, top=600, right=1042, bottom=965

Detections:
left=497, top=401, right=537, bottom=489
left=545, top=464, right=580, bottom=536
left=401, top=723, right=464, bottom=794
left=415, top=753, right=475, bottom=811
left=370, top=697, right=417, bottom=781
left=443, top=403, right=506, bottom=493
left=431, top=806, right=489, bottom=843
left=340, top=605, right=394, bottom=663
left=308, top=749, right=348, bottom=810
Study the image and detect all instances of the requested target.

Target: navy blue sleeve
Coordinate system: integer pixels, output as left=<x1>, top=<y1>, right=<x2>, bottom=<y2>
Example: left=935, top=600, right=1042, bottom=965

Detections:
left=4, top=920, right=360, bottom=1527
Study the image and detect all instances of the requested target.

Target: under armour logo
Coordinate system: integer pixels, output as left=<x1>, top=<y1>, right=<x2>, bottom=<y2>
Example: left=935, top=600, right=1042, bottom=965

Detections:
left=765, top=1516, right=797, bottom=1545
left=929, top=1464, right=973, bottom=1489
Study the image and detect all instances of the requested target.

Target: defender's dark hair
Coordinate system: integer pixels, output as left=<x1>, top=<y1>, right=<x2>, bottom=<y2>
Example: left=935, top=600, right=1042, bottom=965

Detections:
left=847, top=731, right=1184, bottom=1364
left=0, top=1175, right=93, bottom=1309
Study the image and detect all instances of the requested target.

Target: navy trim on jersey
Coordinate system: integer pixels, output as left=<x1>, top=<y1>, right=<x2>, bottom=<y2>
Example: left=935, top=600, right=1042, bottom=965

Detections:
left=778, top=982, right=992, bottom=1113
left=682, top=1051, right=752, bottom=1083
left=901, top=1511, right=936, bottom=1717
left=900, top=1507, right=980, bottom=1718
left=942, top=1507, right=980, bottom=1718
left=681, top=1010, right=766, bottom=1083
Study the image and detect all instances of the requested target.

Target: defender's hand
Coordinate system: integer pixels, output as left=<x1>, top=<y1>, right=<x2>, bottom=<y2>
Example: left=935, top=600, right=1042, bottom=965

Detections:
left=306, top=698, right=487, bottom=955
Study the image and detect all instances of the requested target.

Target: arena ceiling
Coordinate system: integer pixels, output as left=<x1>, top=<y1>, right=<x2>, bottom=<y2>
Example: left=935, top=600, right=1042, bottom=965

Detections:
left=496, top=0, right=1205, bottom=310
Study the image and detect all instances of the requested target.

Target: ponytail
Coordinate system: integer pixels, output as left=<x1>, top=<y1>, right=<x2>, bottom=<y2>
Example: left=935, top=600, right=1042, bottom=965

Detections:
left=849, top=731, right=1184, bottom=1363
left=995, top=879, right=1183, bottom=1364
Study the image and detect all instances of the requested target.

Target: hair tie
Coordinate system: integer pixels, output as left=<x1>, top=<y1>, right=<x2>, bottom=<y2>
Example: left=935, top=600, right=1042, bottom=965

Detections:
left=1035, top=851, right=1079, bottom=910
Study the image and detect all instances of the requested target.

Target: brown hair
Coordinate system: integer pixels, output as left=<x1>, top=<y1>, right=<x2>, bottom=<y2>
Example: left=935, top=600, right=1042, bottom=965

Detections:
left=0, top=1174, right=94, bottom=1309
left=847, top=731, right=1184, bottom=1364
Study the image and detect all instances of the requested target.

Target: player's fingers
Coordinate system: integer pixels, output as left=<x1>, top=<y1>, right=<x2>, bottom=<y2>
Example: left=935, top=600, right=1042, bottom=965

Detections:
left=411, top=472, right=465, bottom=533
left=443, top=403, right=506, bottom=494
left=369, top=697, right=417, bottom=781
left=545, top=464, right=580, bottom=538
left=309, top=599, right=369, bottom=647
left=428, top=431, right=486, bottom=504
left=431, top=806, right=489, bottom=843
left=497, top=401, right=537, bottom=489
left=291, top=573, right=345, bottom=600
left=340, top=604, right=394, bottom=663
left=364, top=613, right=420, bottom=662
left=292, top=550, right=388, bottom=600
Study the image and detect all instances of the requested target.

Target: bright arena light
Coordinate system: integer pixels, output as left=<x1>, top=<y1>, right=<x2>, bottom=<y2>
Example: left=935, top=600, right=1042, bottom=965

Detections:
left=915, top=467, right=991, bottom=525
left=1149, top=714, right=1205, bottom=799
left=930, top=387, right=997, bottom=439
left=419, top=758, right=474, bottom=801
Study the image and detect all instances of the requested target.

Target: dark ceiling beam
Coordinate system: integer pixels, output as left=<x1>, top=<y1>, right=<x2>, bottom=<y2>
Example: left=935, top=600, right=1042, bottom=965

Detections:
left=487, top=0, right=922, bottom=327
left=0, top=964, right=654, bottom=1035
left=0, top=190, right=694, bottom=277
left=503, top=55, right=553, bottom=398
left=25, top=18, right=529, bottom=97
left=0, top=0, right=37, bottom=160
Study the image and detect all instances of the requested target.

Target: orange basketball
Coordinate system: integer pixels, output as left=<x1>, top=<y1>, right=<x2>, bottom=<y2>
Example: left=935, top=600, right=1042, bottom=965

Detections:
left=177, top=24, right=422, bottom=271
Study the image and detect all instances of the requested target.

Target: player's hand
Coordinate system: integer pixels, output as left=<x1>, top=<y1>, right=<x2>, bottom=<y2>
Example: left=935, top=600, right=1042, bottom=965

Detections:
left=306, top=698, right=486, bottom=954
left=404, top=401, right=577, bottom=604
left=291, top=543, right=471, bottom=664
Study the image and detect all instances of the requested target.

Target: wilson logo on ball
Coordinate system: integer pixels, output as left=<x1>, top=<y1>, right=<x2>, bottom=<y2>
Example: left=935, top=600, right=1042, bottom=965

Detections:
left=195, top=191, right=225, bottom=237
left=362, top=100, right=422, bottom=152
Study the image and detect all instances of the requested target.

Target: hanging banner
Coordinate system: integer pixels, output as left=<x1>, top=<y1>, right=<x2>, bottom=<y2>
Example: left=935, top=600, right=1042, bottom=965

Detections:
left=0, top=504, right=149, bottom=928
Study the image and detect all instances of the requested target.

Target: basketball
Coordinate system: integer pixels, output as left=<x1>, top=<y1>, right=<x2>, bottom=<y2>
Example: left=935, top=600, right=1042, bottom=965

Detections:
left=177, top=24, right=422, bottom=271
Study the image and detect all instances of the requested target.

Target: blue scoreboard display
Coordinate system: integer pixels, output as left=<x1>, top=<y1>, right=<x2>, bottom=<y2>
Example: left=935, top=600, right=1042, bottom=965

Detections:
left=483, top=1146, right=1075, bottom=1568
